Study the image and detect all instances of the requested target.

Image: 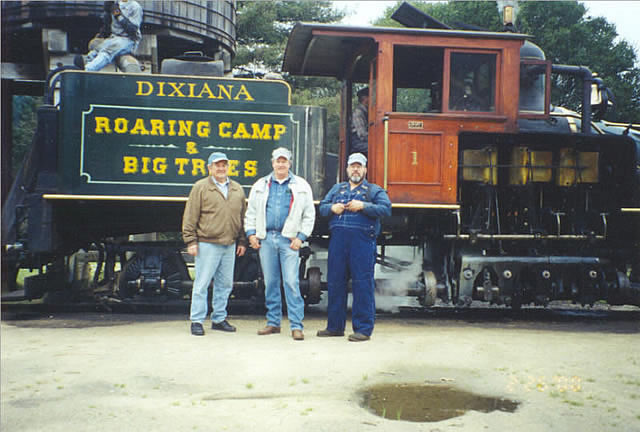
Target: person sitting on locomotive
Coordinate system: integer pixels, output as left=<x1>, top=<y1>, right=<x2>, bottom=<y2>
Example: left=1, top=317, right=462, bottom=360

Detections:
left=350, top=87, right=369, bottom=158
left=182, top=152, right=248, bottom=336
left=74, top=0, right=143, bottom=72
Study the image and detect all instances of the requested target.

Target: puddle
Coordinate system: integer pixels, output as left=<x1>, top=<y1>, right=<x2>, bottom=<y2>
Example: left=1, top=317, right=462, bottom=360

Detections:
left=361, top=383, right=519, bottom=422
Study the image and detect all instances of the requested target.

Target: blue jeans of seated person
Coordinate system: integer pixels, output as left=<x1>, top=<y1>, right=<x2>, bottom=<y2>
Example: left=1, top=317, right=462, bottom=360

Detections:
left=85, top=36, right=135, bottom=71
left=190, top=242, right=235, bottom=324
left=326, top=227, right=377, bottom=336
left=259, top=231, right=304, bottom=330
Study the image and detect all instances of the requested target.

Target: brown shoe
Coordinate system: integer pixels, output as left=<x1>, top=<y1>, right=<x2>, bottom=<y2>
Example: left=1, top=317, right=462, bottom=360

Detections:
left=292, top=329, right=304, bottom=341
left=257, top=325, right=281, bottom=335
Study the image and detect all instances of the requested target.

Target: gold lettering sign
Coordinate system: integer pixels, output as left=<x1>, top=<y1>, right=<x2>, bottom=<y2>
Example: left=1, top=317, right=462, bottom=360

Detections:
left=408, top=120, right=423, bottom=129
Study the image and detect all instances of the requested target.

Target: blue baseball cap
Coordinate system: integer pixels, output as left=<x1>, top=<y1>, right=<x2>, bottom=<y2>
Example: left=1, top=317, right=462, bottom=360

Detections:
left=347, top=152, right=367, bottom=167
left=208, top=152, right=229, bottom=164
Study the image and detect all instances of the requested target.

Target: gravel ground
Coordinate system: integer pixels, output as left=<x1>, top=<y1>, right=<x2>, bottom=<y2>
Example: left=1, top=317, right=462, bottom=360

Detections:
left=2, top=309, right=639, bottom=432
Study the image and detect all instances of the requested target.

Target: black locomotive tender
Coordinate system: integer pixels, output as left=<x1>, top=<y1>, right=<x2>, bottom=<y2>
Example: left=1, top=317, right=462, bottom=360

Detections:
left=3, top=3, right=640, bottom=310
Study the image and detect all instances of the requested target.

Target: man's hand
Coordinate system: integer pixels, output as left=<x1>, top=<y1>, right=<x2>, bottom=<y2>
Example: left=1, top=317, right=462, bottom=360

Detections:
left=289, top=238, right=302, bottom=251
left=331, top=203, right=346, bottom=215
left=187, top=244, right=198, bottom=257
left=236, top=245, right=246, bottom=257
left=112, top=3, right=121, bottom=16
left=249, top=235, right=261, bottom=250
left=345, top=200, right=364, bottom=212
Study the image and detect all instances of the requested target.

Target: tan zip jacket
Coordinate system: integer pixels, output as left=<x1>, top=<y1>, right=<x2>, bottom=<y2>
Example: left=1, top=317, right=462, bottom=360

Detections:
left=182, top=177, right=247, bottom=247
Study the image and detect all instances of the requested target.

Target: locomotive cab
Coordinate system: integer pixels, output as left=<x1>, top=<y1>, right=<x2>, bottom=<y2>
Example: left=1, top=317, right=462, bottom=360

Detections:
left=284, top=17, right=640, bottom=308
left=284, top=22, right=525, bottom=205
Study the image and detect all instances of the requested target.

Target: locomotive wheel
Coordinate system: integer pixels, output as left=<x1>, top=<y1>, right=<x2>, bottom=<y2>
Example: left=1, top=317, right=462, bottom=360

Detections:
left=306, top=267, right=322, bottom=304
left=118, top=253, right=190, bottom=299
left=422, top=270, right=437, bottom=307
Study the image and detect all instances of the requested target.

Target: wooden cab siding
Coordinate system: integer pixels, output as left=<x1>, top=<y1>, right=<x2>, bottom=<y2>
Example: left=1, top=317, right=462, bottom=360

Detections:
left=378, top=112, right=510, bottom=204
left=368, top=34, right=523, bottom=205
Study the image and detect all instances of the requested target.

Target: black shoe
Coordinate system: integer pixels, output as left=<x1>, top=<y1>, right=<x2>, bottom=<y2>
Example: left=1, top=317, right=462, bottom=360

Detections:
left=348, top=332, right=370, bottom=342
left=211, top=320, right=236, bottom=332
left=73, top=54, right=85, bottom=70
left=316, top=329, right=344, bottom=337
left=191, top=322, right=204, bottom=336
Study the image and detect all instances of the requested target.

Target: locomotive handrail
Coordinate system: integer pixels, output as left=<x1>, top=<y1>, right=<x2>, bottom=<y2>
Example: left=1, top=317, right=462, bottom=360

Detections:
left=391, top=203, right=460, bottom=209
left=383, top=116, right=389, bottom=189
left=443, top=234, right=606, bottom=240
left=43, top=194, right=188, bottom=202
left=43, top=193, right=463, bottom=209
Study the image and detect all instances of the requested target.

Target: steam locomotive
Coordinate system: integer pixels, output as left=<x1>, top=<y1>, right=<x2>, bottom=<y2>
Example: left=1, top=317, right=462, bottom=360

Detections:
left=281, top=3, right=640, bottom=308
left=3, top=3, right=639, bottom=309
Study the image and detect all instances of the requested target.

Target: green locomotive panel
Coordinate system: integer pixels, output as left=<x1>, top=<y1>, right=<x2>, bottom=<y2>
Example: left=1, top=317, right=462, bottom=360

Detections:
left=58, top=71, right=297, bottom=196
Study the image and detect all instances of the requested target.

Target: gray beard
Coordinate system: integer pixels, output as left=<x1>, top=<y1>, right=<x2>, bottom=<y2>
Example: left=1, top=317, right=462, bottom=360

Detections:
left=349, top=174, right=363, bottom=184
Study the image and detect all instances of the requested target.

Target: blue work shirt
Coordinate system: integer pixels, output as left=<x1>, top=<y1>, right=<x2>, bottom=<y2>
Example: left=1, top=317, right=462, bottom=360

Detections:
left=319, top=180, right=391, bottom=236
left=265, top=173, right=293, bottom=233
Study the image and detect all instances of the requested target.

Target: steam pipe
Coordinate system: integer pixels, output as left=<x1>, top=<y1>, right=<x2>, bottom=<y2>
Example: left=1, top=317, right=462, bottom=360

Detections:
left=551, top=64, right=593, bottom=134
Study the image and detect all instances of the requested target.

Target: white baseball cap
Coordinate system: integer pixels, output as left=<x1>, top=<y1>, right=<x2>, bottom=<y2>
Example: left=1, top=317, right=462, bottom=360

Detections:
left=347, top=152, right=367, bottom=167
left=272, top=147, right=292, bottom=161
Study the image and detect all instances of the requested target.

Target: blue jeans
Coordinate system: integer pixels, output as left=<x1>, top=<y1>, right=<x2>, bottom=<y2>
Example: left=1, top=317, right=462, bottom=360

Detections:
left=85, top=36, right=135, bottom=71
left=259, top=231, right=304, bottom=330
left=190, top=242, right=235, bottom=324
left=326, top=227, right=377, bottom=336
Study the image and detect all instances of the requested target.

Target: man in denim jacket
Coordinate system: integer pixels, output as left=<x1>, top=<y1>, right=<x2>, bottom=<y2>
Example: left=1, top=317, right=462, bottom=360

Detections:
left=245, top=147, right=316, bottom=340
left=317, top=153, right=391, bottom=341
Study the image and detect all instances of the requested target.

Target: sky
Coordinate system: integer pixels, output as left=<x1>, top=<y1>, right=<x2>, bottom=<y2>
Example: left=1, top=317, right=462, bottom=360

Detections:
left=334, top=1, right=640, bottom=55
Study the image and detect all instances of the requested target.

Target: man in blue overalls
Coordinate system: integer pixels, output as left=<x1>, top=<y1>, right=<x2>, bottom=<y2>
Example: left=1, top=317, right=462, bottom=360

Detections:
left=317, top=153, right=391, bottom=341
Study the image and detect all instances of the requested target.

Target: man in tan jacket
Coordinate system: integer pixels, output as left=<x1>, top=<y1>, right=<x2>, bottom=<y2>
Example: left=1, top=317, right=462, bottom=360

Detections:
left=182, top=152, right=247, bottom=336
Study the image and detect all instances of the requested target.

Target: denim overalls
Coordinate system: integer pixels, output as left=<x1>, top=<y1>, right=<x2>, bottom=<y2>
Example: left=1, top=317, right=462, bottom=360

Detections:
left=320, top=181, right=391, bottom=336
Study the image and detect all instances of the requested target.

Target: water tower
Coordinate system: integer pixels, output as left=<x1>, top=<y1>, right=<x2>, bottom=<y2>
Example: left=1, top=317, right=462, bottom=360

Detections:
left=1, top=0, right=237, bottom=200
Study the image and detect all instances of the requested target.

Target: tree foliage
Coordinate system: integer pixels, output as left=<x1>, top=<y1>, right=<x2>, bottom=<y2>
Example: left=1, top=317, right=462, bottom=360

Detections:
left=517, top=1, right=640, bottom=122
left=234, top=1, right=345, bottom=151
left=234, top=1, right=344, bottom=76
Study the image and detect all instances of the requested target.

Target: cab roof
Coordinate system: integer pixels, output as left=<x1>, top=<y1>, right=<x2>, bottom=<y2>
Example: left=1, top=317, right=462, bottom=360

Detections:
left=282, top=22, right=529, bottom=80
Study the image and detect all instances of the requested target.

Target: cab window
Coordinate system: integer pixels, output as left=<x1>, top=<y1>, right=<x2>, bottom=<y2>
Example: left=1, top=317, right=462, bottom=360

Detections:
left=449, top=52, right=496, bottom=112
left=392, top=45, right=444, bottom=113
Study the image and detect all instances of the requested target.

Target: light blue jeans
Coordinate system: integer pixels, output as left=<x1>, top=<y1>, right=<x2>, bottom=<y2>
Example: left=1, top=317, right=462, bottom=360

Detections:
left=190, top=242, right=235, bottom=324
left=85, top=36, right=135, bottom=71
left=259, top=231, right=304, bottom=330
